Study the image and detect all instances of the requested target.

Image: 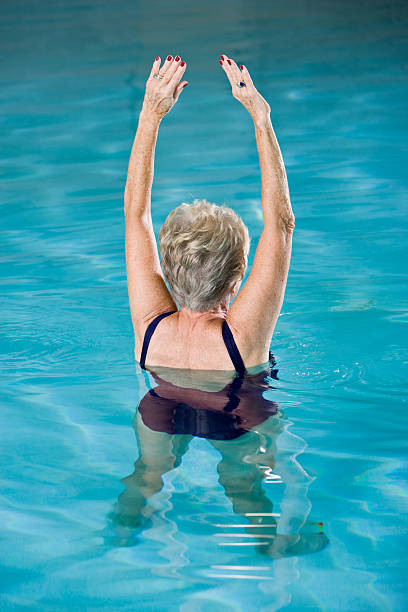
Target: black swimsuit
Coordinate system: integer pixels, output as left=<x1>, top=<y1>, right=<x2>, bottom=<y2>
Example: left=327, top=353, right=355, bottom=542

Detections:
left=139, top=310, right=246, bottom=376
left=138, top=311, right=279, bottom=440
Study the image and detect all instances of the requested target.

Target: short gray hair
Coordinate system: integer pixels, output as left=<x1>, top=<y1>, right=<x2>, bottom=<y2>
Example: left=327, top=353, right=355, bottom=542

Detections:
left=159, top=198, right=250, bottom=312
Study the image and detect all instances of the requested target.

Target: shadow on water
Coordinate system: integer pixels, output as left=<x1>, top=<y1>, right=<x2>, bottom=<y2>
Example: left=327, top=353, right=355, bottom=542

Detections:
left=106, top=355, right=329, bottom=559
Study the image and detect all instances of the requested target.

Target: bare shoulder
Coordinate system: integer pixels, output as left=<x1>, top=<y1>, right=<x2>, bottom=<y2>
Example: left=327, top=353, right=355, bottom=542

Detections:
left=224, top=315, right=271, bottom=368
left=133, top=307, right=178, bottom=358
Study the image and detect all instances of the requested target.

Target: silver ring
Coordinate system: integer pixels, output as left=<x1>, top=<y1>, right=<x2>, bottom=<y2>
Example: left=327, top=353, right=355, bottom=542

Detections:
left=236, top=81, right=246, bottom=88
left=153, top=73, right=164, bottom=80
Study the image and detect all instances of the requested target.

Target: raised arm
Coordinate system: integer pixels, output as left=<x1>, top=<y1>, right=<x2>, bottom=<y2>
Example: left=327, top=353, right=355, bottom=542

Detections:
left=219, top=55, right=295, bottom=364
left=124, top=55, right=188, bottom=345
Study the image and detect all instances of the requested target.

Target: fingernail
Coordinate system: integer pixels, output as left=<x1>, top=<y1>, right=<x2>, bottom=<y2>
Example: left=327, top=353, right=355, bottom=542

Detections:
left=219, top=60, right=223, bottom=65
left=183, top=82, right=188, bottom=88
left=167, top=55, right=172, bottom=61
left=175, top=56, right=180, bottom=61
left=240, top=64, right=243, bottom=69
left=180, top=60, right=185, bottom=67
left=156, top=56, right=160, bottom=61
left=227, top=59, right=231, bottom=65
left=220, top=55, right=224, bottom=60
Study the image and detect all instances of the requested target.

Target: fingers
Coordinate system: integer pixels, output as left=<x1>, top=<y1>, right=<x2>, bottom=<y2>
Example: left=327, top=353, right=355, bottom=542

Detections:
left=148, top=54, right=177, bottom=81
left=219, top=54, right=241, bottom=88
left=167, top=59, right=187, bottom=89
left=225, top=55, right=242, bottom=80
left=161, top=54, right=177, bottom=79
left=148, top=56, right=161, bottom=79
left=174, top=80, right=188, bottom=102
left=219, top=54, right=254, bottom=90
left=150, top=54, right=187, bottom=88
left=240, top=64, right=254, bottom=88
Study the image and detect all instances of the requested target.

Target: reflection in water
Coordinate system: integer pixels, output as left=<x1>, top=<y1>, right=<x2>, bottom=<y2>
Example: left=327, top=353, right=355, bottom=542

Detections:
left=108, top=356, right=329, bottom=558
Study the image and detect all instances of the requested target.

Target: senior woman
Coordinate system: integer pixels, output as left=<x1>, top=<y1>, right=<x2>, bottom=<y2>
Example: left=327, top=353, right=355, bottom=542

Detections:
left=124, top=53, right=295, bottom=375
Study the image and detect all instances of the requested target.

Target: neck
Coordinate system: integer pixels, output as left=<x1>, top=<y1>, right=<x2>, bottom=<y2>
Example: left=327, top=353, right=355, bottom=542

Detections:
left=178, top=302, right=228, bottom=321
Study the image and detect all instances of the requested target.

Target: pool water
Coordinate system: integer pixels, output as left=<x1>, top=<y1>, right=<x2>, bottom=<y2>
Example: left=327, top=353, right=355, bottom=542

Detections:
left=1, top=0, right=407, bottom=610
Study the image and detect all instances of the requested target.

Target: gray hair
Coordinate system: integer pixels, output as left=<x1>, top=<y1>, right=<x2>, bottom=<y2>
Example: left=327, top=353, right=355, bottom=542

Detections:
left=159, top=198, right=250, bottom=312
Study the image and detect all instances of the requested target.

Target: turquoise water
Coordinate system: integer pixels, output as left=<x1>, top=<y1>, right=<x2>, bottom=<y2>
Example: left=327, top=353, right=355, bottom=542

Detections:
left=1, top=0, right=408, bottom=609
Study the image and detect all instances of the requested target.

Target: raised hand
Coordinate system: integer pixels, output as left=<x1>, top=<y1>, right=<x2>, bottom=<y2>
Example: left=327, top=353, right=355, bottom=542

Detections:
left=142, top=55, right=188, bottom=122
left=219, top=54, right=271, bottom=124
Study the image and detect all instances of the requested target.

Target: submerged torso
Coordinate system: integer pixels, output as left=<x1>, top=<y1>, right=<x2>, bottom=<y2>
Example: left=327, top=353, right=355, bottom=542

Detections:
left=138, top=354, right=280, bottom=441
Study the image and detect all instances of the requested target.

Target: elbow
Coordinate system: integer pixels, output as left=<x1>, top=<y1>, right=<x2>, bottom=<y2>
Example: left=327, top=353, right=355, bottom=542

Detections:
left=124, top=182, right=138, bottom=212
left=124, top=183, right=151, bottom=218
left=286, top=214, right=295, bottom=232
left=124, top=199, right=131, bottom=220
left=263, top=215, right=295, bottom=246
left=123, top=191, right=138, bottom=217
left=279, top=214, right=295, bottom=234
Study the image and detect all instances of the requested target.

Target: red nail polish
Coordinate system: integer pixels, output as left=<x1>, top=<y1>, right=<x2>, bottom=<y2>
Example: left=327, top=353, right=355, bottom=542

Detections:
left=180, top=61, right=185, bottom=67
left=167, top=55, right=172, bottom=61
left=220, top=55, right=224, bottom=60
left=156, top=56, right=159, bottom=61
left=227, top=59, right=231, bottom=65
left=240, top=65, right=243, bottom=69
left=183, top=83, right=188, bottom=88
left=219, top=60, right=223, bottom=65
left=175, top=56, right=180, bottom=61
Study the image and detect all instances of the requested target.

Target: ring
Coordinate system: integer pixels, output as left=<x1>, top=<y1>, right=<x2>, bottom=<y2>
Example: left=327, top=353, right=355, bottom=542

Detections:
left=153, top=73, right=164, bottom=80
left=237, top=81, right=246, bottom=87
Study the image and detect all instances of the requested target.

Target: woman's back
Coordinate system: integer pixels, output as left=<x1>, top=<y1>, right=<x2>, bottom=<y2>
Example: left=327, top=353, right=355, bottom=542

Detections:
left=135, top=309, right=270, bottom=373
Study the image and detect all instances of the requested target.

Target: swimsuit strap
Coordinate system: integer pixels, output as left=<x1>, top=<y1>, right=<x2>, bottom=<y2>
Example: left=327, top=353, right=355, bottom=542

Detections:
left=222, top=319, right=246, bottom=377
left=140, top=311, right=246, bottom=376
left=140, top=311, right=177, bottom=370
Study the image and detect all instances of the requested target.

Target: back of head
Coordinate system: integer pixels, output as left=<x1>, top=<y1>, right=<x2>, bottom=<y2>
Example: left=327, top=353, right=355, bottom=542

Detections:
left=159, top=198, right=250, bottom=312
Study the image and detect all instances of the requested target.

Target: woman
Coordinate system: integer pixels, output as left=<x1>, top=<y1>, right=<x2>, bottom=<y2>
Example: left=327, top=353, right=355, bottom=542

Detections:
left=120, top=69, right=329, bottom=558
left=124, top=53, right=295, bottom=374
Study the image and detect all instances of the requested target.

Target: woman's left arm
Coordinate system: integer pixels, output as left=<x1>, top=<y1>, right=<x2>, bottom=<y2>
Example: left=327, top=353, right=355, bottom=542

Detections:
left=124, top=55, right=188, bottom=344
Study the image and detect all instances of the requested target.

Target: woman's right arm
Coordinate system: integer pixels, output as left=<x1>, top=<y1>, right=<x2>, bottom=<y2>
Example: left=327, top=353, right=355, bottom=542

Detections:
left=219, top=55, right=295, bottom=364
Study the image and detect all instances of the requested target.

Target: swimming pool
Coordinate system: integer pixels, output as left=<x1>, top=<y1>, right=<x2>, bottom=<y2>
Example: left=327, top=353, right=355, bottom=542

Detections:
left=1, top=0, right=407, bottom=609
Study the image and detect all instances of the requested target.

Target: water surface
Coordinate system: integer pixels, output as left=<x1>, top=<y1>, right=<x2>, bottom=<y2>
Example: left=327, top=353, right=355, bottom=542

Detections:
left=1, top=0, right=407, bottom=610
